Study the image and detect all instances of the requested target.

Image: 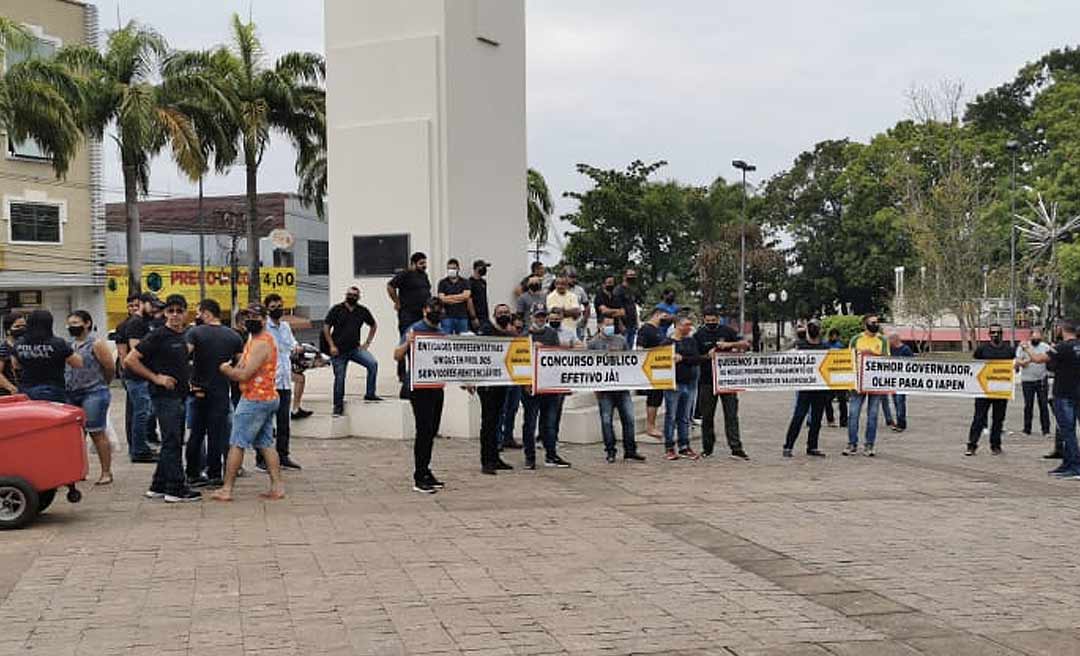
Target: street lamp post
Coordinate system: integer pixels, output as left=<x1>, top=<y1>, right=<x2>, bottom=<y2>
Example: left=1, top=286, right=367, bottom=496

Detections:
left=1006, top=139, right=1019, bottom=345
left=732, top=159, right=756, bottom=335
left=768, top=289, right=788, bottom=351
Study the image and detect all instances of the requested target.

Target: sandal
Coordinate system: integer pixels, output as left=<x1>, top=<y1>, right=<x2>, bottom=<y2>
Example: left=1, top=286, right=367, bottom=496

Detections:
left=95, top=474, right=114, bottom=486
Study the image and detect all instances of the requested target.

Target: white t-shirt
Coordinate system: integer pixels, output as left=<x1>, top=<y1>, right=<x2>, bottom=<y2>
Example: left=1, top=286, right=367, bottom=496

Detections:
left=1016, top=342, right=1050, bottom=382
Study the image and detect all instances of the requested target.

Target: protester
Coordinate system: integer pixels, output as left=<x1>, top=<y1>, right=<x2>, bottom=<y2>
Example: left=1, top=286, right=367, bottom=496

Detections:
left=633, top=307, right=669, bottom=439
left=261, top=294, right=302, bottom=472
left=496, top=315, right=525, bottom=450
left=125, top=294, right=200, bottom=503
left=12, top=309, right=83, bottom=403
left=388, top=252, right=431, bottom=396
left=63, top=311, right=114, bottom=485
left=437, top=258, right=472, bottom=334
left=324, top=286, right=381, bottom=415
left=824, top=328, right=848, bottom=428
left=515, top=275, right=547, bottom=319
left=1016, top=327, right=1052, bottom=437
left=783, top=319, right=829, bottom=458
left=185, top=299, right=243, bottom=488
left=123, top=293, right=161, bottom=461
left=516, top=261, right=553, bottom=297
left=594, top=275, right=624, bottom=334
left=1023, top=320, right=1080, bottom=479
left=211, top=303, right=286, bottom=501
left=546, top=276, right=581, bottom=335
left=656, top=288, right=679, bottom=335
left=845, top=313, right=890, bottom=457
left=881, top=333, right=913, bottom=432
left=477, top=304, right=517, bottom=474
left=589, top=315, right=646, bottom=463
left=613, top=268, right=641, bottom=347
left=468, top=259, right=492, bottom=332
left=564, top=266, right=591, bottom=340
left=694, top=306, right=752, bottom=460
left=395, top=297, right=449, bottom=493
left=663, top=315, right=710, bottom=460
left=0, top=312, right=26, bottom=395
left=520, top=304, right=571, bottom=469
left=965, top=323, right=1014, bottom=456
left=289, top=345, right=319, bottom=419
left=548, top=306, right=582, bottom=347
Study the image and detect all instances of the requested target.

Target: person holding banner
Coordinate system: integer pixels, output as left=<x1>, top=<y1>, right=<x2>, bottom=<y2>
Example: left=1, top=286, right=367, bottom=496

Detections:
left=664, top=315, right=711, bottom=461
left=824, top=328, right=848, bottom=428
left=588, top=315, right=646, bottom=464
left=477, top=304, right=517, bottom=475
left=694, top=305, right=751, bottom=460
left=1022, top=321, right=1080, bottom=479
left=395, top=297, right=449, bottom=493
left=965, top=324, right=1014, bottom=456
left=637, top=308, right=670, bottom=439
left=845, top=313, right=890, bottom=457
left=880, top=333, right=914, bottom=433
left=783, top=320, right=829, bottom=458
left=522, top=304, right=571, bottom=469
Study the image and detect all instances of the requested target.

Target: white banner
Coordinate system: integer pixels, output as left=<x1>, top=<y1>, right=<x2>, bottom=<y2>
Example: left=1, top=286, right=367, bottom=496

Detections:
left=410, top=334, right=533, bottom=389
left=533, top=345, right=676, bottom=393
left=713, top=350, right=856, bottom=393
left=857, top=356, right=1014, bottom=399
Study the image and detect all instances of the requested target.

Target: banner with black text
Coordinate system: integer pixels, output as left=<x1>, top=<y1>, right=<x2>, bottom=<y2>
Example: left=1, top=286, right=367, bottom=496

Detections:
left=410, top=335, right=533, bottom=389
left=533, top=345, right=675, bottom=393
left=712, top=350, right=856, bottom=393
left=857, top=356, right=1014, bottom=399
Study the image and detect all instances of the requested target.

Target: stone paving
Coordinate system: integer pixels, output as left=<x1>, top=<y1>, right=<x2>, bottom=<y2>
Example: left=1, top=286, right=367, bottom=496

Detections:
left=3, top=390, right=1080, bottom=655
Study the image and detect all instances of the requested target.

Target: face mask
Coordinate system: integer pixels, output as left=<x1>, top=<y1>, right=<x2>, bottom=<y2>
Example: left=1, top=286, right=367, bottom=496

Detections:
left=990, top=334, right=1003, bottom=344
left=10, top=328, right=25, bottom=339
left=478, top=266, right=488, bottom=277
left=425, top=311, right=442, bottom=324
left=447, top=268, right=459, bottom=279
left=346, top=296, right=359, bottom=305
left=495, top=315, right=512, bottom=328
left=67, top=326, right=85, bottom=337
left=528, top=283, right=541, bottom=292
left=604, top=284, right=615, bottom=292
left=269, top=308, right=285, bottom=321
left=796, top=329, right=807, bottom=339
left=548, top=319, right=561, bottom=329
left=626, top=278, right=637, bottom=287
left=245, top=319, right=264, bottom=335
left=660, top=319, right=673, bottom=330
left=1031, top=338, right=1042, bottom=346
left=808, top=325, right=821, bottom=339
left=705, top=321, right=719, bottom=329
left=663, top=295, right=675, bottom=304
left=602, top=325, right=616, bottom=337
left=866, top=323, right=880, bottom=334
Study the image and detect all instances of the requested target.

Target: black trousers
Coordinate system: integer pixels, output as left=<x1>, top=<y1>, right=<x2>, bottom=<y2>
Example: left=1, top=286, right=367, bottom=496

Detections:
left=784, top=391, right=828, bottom=451
left=410, top=388, right=444, bottom=483
left=825, top=390, right=848, bottom=426
left=699, top=387, right=743, bottom=454
left=969, top=398, right=1008, bottom=449
left=1021, top=379, right=1051, bottom=435
left=478, top=387, right=508, bottom=468
left=275, top=389, right=292, bottom=457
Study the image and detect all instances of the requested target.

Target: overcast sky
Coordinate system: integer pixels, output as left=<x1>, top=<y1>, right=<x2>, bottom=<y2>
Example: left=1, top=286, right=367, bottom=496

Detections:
left=91, top=0, right=1080, bottom=234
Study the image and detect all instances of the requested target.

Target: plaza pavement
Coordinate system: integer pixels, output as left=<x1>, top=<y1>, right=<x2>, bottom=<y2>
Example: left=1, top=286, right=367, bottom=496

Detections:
left=2, top=389, right=1080, bottom=656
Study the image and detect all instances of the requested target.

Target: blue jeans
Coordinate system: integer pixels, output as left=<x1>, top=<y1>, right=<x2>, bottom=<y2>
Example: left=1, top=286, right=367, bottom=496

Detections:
left=185, top=389, right=233, bottom=479
left=664, top=380, right=698, bottom=450
left=624, top=325, right=637, bottom=349
left=66, top=386, right=110, bottom=432
left=149, top=394, right=187, bottom=495
left=1052, top=397, right=1080, bottom=473
left=522, top=393, right=561, bottom=461
left=332, top=347, right=378, bottom=408
left=125, top=378, right=154, bottom=458
left=22, top=384, right=66, bottom=403
left=598, top=391, right=637, bottom=455
left=497, top=385, right=522, bottom=445
left=440, top=316, right=470, bottom=335
left=848, top=393, right=882, bottom=446
left=231, top=398, right=280, bottom=450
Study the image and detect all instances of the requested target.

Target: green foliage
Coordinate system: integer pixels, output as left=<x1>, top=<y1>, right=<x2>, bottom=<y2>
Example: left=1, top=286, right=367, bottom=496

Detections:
left=527, top=168, right=552, bottom=246
left=820, top=315, right=863, bottom=343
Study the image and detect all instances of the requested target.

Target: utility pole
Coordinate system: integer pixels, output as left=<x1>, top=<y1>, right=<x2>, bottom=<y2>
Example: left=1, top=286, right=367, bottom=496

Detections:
left=732, top=159, right=757, bottom=332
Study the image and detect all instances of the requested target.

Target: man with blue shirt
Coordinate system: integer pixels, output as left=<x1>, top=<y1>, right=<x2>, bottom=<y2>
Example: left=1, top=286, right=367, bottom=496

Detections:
left=655, top=288, right=680, bottom=335
left=261, top=294, right=303, bottom=471
left=394, top=297, right=448, bottom=494
left=881, top=333, right=913, bottom=432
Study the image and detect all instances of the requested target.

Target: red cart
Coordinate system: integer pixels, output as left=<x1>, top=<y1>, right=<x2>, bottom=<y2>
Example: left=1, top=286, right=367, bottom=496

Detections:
left=0, top=394, right=87, bottom=529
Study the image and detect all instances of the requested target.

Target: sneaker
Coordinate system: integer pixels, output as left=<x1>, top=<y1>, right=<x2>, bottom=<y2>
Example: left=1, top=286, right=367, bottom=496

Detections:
left=965, top=445, right=976, bottom=457
left=691, top=418, right=702, bottom=426
left=700, top=451, right=713, bottom=459
left=481, top=467, right=497, bottom=475
left=144, top=488, right=165, bottom=499
left=664, top=449, right=679, bottom=461
left=131, top=453, right=159, bottom=464
left=890, top=425, right=903, bottom=433
left=206, top=477, right=224, bottom=487
left=842, top=444, right=858, bottom=456
left=1050, top=469, right=1079, bottom=479
left=827, top=421, right=838, bottom=428
left=413, top=481, right=437, bottom=494
left=255, top=461, right=268, bottom=473
left=364, top=395, right=384, bottom=402
left=495, top=460, right=514, bottom=470
left=1021, top=431, right=1032, bottom=437
left=164, top=489, right=202, bottom=503
left=426, top=476, right=446, bottom=489
left=502, top=439, right=523, bottom=450
left=863, top=445, right=876, bottom=457
left=280, top=457, right=303, bottom=471
left=624, top=453, right=646, bottom=462
left=291, top=408, right=314, bottom=420
left=1048, top=465, right=1070, bottom=475
left=782, top=448, right=793, bottom=458
left=730, top=450, right=750, bottom=461
left=187, top=475, right=211, bottom=489
left=544, top=456, right=571, bottom=468
left=807, top=449, right=827, bottom=457
left=678, top=447, right=700, bottom=460
left=1043, top=451, right=1063, bottom=459
left=991, top=447, right=1003, bottom=456
left=1042, top=432, right=1052, bottom=439
left=524, top=459, right=536, bottom=470
left=331, top=408, right=345, bottom=418
left=605, top=453, right=616, bottom=464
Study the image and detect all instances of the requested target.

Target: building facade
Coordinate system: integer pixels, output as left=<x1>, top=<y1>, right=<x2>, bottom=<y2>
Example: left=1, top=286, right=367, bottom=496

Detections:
left=0, top=0, right=105, bottom=326
left=105, top=192, right=330, bottom=321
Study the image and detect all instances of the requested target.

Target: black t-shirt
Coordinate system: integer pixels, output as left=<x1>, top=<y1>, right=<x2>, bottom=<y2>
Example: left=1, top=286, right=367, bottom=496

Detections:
left=613, top=284, right=639, bottom=329
left=528, top=325, right=560, bottom=348
left=186, top=324, right=244, bottom=392
left=389, top=270, right=431, bottom=318
left=0, top=341, right=17, bottom=392
left=123, top=314, right=152, bottom=344
left=973, top=342, right=1014, bottom=360
left=437, top=276, right=470, bottom=318
left=13, top=336, right=72, bottom=389
left=693, top=324, right=741, bottom=383
left=469, top=277, right=489, bottom=324
left=135, top=326, right=191, bottom=396
left=665, top=336, right=706, bottom=384
left=795, top=338, right=829, bottom=351
left=324, top=302, right=376, bottom=353
left=637, top=323, right=664, bottom=349
left=1049, top=339, right=1080, bottom=399
left=594, top=289, right=619, bottom=325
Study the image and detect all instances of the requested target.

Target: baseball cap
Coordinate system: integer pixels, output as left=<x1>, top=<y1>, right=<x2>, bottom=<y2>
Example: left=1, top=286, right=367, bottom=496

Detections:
left=473, top=259, right=492, bottom=269
left=531, top=303, right=548, bottom=316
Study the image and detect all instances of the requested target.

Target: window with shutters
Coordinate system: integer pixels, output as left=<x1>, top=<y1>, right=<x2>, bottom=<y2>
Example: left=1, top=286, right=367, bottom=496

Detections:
left=7, top=201, right=62, bottom=244
left=308, top=240, right=329, bottom=275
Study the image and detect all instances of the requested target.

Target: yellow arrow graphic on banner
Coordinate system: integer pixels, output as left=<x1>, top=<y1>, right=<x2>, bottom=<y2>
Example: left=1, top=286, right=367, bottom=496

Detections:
left=504, top=337, right=534, bottom=386
left=642, top=345, right=676, bottom=390
left=976, top=359, right=1015, bottom=400
left=817, top=349, right=857, bottom=390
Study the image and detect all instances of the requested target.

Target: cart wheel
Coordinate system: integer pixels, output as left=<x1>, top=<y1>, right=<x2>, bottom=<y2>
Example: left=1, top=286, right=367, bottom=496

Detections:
left=37, top=489, right=57, bottom=513
left=0, top=477, right=40, bottom=530
left=66, top=486, right=82, bottom=504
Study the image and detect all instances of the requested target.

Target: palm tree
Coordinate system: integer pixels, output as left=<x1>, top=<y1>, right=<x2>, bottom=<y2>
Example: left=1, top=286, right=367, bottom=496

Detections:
left=179, top=14, right=324, bottom=303
left=527, top=168, right=552, bottom=256
left=54, top=22, right=205, bottom=292
left=296, top=112, right=327, bottom=219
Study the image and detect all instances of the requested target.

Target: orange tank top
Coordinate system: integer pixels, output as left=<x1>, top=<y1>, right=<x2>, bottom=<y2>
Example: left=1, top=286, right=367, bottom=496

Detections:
left=239, top=332, right=278, bottom=402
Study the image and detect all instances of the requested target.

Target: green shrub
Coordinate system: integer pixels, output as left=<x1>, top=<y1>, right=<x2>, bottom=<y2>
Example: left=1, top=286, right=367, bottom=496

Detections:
left=821, top=315, right=863, bottom=344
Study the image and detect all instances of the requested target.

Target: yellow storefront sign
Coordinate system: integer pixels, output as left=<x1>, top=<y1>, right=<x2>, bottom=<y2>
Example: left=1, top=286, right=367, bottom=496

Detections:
left=105, top=265, right=296, bottom=328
